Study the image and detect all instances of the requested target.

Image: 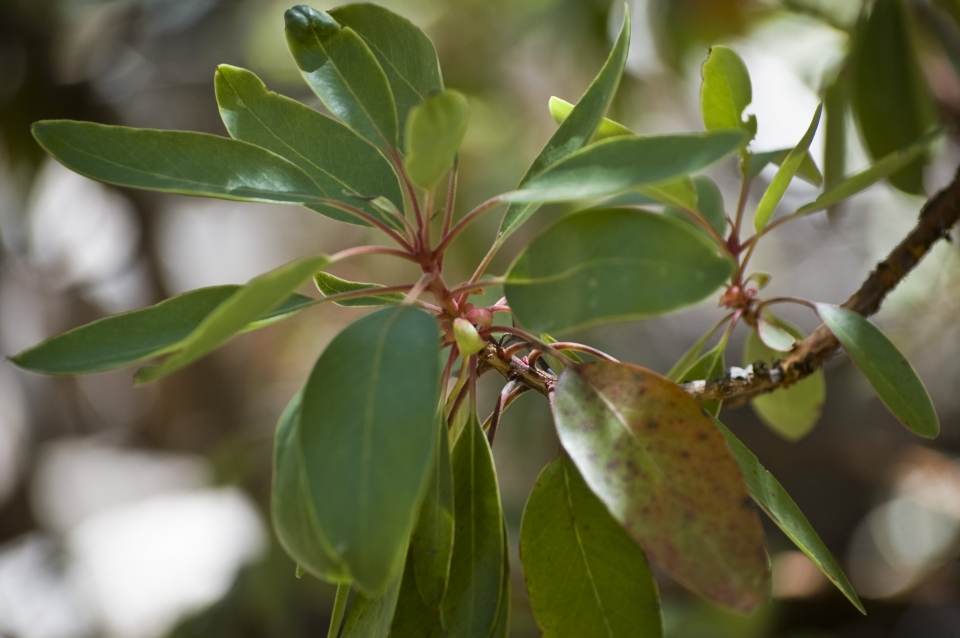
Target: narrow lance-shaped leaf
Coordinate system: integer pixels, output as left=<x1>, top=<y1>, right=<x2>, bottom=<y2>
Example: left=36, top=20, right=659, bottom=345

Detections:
left=795, top=128, right=941, bottom=215
left=666, top=326, right=720, bottom=382
left=816, top=304, right=939, bottom=438
left=744, top=315, right=825, bottom=441
left=754, top=104, right=822, bottom=232
left=548, top=96, right=633, bottom=140
left=441, top=412, right=506, bottom=637
left=692, top=175, right=727, bottom=235
left=300, top=306, right=441, bottom=594
left=314, top=272, right=404, bottom=307
left=134, top=255, right=330, bottom=384
left=497, top=8, right=631, bottom=241
left=32, top=121, right=327, bottom=205
left=271, top=392, right=349, bottom=583
left=700, top=45, right=755, bottom=143
left=214, top=65, right=404, bottom=229
left=285, top=5, right=398, bottom=150
left=404, top=90, right=469, bottom=190
left=341, top=570, right=404, bottom=638
left=390, top=552, right=445, bottom=637
left=410, top=414, right=455, bottom=610
left=678, top=339, right=726, bottom=417
left=505, top=208, right=734, bottom=334
left=714, top=418, right=865, bottom=614
left=552, top=361, right=770, bottom=612
left=329, top=2, right=444, bottom=146
left=11, top=287, right=314, bottom=376
left=521, top=453, right=663, bottom=638
left=489, top=520, right=511, bottom=638
left=745, top=148, right=823, bottom=186
left=504, top=131, right=745, bottom=204
left=823, top=67, right=848, bottom=202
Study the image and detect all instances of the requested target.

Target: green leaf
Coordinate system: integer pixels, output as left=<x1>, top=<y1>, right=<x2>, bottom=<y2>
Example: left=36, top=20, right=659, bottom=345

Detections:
left=744, top=315, right=824, bottom=441
left=552, top=362, right=770, bottom=612
left=520, top=453, right=663, bottom=638
left=692, top=175, right=727, bottom=235
left=714, top=419, right=865, bottom=614
left=285, top=5, right=398, bottom=150
left=823, top=68, right=848, bottom=201
left=390, top=552, right=445, bottom=637
left=851, top=0, right=936, bottom=194
left=300, top=306, right=441, bottom=594
left=489, top=522, right=511, bottom=638
left=441, top=412, right=507, bottom=637
left=746, top=148, right=823, bottom=187
left=404, top=90, right=469, bottom=189
left=31, top=121, right=326, bottom=205
left=134, top=255, right=330, bottom=384
left=678, top=340, right=726, bottom=417
left=271, top=392, right=349, bottom=582
left=214, top=65, right=404, bottom=229
left=341, top=570, right=404, bottom=638
left=816, top=303, right=939, bottom=438
left=795, top=128, right=941, bottom=215
left=497, top=8, right=631, bottom=241
left=11, top=287, right=312, bottom=376
left=700, top=46, right=753, bottom=139
left=329, top=2, right=444, bottom=146
left=756, top=317, right=796, bottom=352
left=505, top=208, right=734, bottom=334
left=314, top=272, right=404, bottom=307
left=504, top=131, right=745, bottom=204
left=665, top=326, right=719, bottom=382
left=754, top=104, right=822, bottom=232
left=548, top=96, right=633, bottom=140
left=636, top=175, right=698, bottom=210
left=410, top=414, right=455, bottom=610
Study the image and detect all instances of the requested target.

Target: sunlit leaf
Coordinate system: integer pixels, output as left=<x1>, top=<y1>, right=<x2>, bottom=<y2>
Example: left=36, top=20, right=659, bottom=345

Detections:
left=637, top=175, right=698, bottom=210
left=300, top=306, right=441, bottom=593
left=700, top=45, right=753, bottom=141
left=134, top=255, right=330, bottom=384
left=285, top=5, right=398, bottom=150
left=548, top=96, right=633, bottom=140
left=404, top=89, right=469, bottom=189
left=746, top=148, right=823, bottom=186
left=521, top=453, right=663, bottom=638
left=754, top=104, right=822, bottom=232
left=31, top=121, right=326, bottom=205
left=505, top=208, right=734, bottom=334
left=215, top=65, right=404, bottom=229
left=497, top=9, right=631, bottom=241
left=314, top=272, right=404, bottom=307
left=715, top=418, right=865, bottom=614
left=816, top=304, right=939, bottom=438
left=552, top=362, right=770, bottom=612
left=744, top=315, right=824, bottom=441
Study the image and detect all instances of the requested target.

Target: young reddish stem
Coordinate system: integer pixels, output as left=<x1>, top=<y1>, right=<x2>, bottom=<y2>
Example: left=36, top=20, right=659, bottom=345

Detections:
left=328, top=245, right=420, bottom=264
left=486, top=325, right=573, bottom=366
left=390, top=150, right=425, bottom=244
left=733, top=173, right=752, bottom=240
left=549, top=342, right=619, bottom=362
left=325, top=201, right=416, bottom=252
left=448, top=279, right=503, bottom=298
left=433, top=196, right=503, bottom=257
left=441, top=163, right=458, bottom=240
left=441, top=346, right=459, bottom=402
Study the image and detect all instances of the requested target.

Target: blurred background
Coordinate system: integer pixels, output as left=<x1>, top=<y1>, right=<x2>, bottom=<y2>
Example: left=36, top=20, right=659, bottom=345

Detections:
left=2, top=0, right=960, bottom=636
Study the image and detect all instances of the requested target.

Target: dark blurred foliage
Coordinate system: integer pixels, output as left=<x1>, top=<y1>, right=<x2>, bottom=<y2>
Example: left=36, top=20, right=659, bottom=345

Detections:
left=2, top=1, right=960, bottom=637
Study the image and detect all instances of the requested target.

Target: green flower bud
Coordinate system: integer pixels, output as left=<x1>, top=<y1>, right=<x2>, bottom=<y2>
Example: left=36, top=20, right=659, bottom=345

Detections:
left=454, top=318, right=486, bottom=356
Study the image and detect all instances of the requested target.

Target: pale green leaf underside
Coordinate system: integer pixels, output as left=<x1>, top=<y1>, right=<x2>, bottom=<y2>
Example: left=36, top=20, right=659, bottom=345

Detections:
left=404, top=89, right=469, bottom=189
left=314, top=272, right=404, bottom=307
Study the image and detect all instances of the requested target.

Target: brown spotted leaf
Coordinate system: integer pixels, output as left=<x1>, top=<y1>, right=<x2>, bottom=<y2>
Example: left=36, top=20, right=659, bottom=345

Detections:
left=551, top=361, right=770, bottom=612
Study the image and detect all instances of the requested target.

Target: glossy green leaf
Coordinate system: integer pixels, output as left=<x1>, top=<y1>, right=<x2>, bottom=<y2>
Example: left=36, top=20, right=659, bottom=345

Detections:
left=300, top=306, right=442, bottom=593
left=852, top=0, right=935, bottom=194
left=746, top=148, right=823, bottom=187
left=11, top=287, right=313, bottom=376
left=678, top=340, right=726, bottom=417
left=700, top=46, right=753, bottom=139
left=504, top=131, right=745, bottom=204
left=505, top=208, right=734, bottom=334
left=636, top=175, right=698, bottom=210
left=692, top=175, right=727, bottom=235
left=521, top=453, right=663, bottom=638
left=489, top=521, right=511, bottom=638
left=314, top=272, right=404, bottom=307
left=329, top=2, right=443, bottom=145
left=497, top=9, right=631, bottom=241
left=754, top=104, right=822, bottom=232
left=285, top=5, right=398, bottom=150
left=441, top=412, right=506, bottom=637
left=714, top=419, right=864, bottom=613
left=341, top=570, right=404, bottom=638
left=390, top=552, right=445, bottom=637
left=134, top=255, right=329, bottom=384
left=552, top=362, right=770, bottom=612
left=795, top=128, right=941, bottom=215
left=271, top=392, right=349, bottom=582
left=31, top=121, right=326, bottom=205
left=410, top=414, right=455, bottom=610
left=816, top=304, right=939, bottom=438
left=744, top=316, right=824, bottom=441
left=665, top=326, right=718, bottom=382
left=214, top=65, right=403, bottom=229
left=548, top=96, right=633, bottom=140
left=404, top=90, right=469, bottom=189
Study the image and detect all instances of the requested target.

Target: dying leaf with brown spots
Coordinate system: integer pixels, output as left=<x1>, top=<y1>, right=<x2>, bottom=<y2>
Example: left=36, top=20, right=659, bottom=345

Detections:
left=551, top=361, right=770, bottom=612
